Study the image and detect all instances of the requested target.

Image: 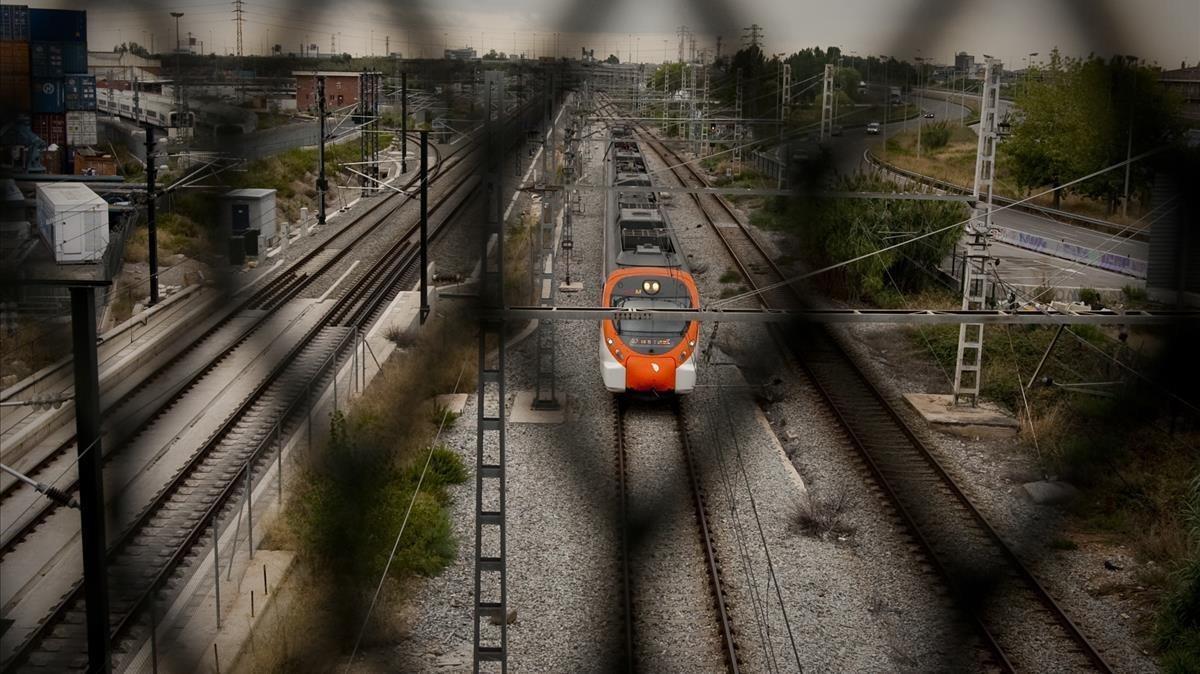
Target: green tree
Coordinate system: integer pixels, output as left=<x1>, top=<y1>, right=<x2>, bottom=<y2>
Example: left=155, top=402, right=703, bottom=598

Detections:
left=605, top=54, right=620, bottom=65
left=1007, top=48, right=1181, bottom=212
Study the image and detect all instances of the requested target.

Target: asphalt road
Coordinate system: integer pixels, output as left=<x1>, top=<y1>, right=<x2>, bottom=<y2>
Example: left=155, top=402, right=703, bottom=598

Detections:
left=824, top=95, right=1146, bottom=292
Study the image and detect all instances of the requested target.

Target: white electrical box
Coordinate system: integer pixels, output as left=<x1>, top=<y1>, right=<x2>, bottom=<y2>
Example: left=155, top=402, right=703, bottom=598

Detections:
left=36, top=182, right=109, bottom=264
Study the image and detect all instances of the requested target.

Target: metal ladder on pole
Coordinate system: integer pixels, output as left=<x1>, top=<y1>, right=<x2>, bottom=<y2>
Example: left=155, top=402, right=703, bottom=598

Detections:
left=953, top=58, right=1002, bottom=407
left=474, top=70, right=508, bottom=673
left=819, top=63, right=834, bottom=142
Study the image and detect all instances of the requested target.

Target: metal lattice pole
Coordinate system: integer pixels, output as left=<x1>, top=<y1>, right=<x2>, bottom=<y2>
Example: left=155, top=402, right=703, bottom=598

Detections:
left=953, top=58, right=1002, bottom=406
left=819, top=63, right=834, bottom=142
left=474, top=69, right=508, bottom=673
left=733, top=67, right=744, bottom=172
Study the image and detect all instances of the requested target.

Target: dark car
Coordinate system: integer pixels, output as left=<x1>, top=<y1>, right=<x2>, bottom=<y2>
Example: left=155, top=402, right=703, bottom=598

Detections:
left=923, top=111, right=935, bottom=119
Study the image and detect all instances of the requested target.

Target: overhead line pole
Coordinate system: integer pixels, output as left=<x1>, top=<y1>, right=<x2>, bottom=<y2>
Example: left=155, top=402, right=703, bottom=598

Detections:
left=317, top=75, right=327, bottom=226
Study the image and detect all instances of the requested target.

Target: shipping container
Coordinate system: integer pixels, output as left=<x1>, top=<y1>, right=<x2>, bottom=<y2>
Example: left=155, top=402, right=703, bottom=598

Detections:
left=0, top=39, right=29, bottom=74
left=29, top=8, right=84, bottom=43
left=61, top=42, right=85, bottom=73
left=65, top=110, right=96, bottom=145
left=32, top=77, right=64, bottom=113
left=31, top=111, right=66, bottom=146
left=36, top=182, right=108, bottom=263
left=0, top=72, right=31, bottom=113
left=0, top=5, right=30, bottom=42
left=72, top=150, right=117, bottom=176
left=30, top=41, right=63, bottom=77
left=64, top=74, right=95, bottom=110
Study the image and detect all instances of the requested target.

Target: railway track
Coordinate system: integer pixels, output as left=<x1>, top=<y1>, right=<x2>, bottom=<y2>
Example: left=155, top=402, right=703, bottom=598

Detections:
left=609, top=98, right=1113, bottom=672
left=0, top=134, right=473, bottom=559
left=1, top=130, right=489, bottom=672
left=614, top=397, right=740, bottom=673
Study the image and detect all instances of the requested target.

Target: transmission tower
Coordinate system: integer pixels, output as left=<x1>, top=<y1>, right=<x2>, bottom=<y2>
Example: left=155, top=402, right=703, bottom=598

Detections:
left=676, top=25, right=688, bottom=63
left=953, top=58, right=1003, bottom=406
left=743, top=24, right=763, bottom=49
left=233, top=0, right=244, bottom=57
left=715, top=35, right=723, bottom=62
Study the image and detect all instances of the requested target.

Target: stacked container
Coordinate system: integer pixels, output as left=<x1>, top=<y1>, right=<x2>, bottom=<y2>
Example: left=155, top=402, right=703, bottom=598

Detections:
left=2, top=5, right=88, bottom=173
left=0, top=5, right=31, bottom=117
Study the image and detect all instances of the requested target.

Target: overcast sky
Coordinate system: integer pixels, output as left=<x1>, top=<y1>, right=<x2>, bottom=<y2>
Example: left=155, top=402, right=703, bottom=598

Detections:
left=58, top=0, right=1200, bottom=68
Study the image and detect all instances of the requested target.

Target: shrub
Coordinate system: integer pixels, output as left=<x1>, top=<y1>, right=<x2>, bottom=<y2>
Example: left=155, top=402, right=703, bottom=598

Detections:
left=718, top=269, right=741, bottom=284
left=922, top=121, right=953, bottom=150
left=793, top=485, right=856, bottom=540
left=1123, top=284, right=1149, bottom=303
left=1078, top=287, right=1102, bottom=308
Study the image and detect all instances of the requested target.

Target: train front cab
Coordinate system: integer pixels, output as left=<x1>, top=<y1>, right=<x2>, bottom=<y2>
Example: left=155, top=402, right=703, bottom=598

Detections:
left=600, top=268, right=699, bottom=395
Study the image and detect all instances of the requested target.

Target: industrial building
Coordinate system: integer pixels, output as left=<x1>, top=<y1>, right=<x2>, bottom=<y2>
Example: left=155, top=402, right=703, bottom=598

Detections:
left=294, top=71, right=361, bottom=111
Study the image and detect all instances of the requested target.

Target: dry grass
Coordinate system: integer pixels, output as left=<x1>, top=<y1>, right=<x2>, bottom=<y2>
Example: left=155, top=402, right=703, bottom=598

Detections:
left=793, top=484, right=856, bottom=540
left=0, top=317, right=72, bottom=383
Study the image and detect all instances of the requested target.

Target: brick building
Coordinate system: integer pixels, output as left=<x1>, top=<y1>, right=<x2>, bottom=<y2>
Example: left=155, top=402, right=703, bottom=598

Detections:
left=294, top=71, right=361, bottom=111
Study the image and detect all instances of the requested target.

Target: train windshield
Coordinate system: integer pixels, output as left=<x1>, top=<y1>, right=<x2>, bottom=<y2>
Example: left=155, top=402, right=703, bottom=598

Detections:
left=613, top=296, right=689, bottom=335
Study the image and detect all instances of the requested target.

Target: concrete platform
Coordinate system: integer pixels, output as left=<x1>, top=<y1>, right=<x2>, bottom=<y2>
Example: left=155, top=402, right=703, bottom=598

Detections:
left=903, top=393, right=1019, bottom=437
left=435, top=393, right=469, bottom=416
left=558, top=281, right=584, bottom=293
left=509, top=390, right=567, bottom=424
left=1023, top=480, right=1079, bottom=505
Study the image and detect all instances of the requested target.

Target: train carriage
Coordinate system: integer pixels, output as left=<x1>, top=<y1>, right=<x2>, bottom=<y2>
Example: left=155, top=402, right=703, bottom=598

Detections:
left=601, top=126, right=700, bottom=395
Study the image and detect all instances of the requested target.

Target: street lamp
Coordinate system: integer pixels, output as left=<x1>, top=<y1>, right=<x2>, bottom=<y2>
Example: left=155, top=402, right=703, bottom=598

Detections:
left=170, top=12, right=183, bottom=52
left=880, top=54, right=889, bottom=158
left=915, top=56, right=925, bottom=159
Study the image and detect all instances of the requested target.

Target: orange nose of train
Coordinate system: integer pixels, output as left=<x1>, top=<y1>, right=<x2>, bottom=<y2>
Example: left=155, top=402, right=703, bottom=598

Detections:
left=625, top=355, right=677, bottom=392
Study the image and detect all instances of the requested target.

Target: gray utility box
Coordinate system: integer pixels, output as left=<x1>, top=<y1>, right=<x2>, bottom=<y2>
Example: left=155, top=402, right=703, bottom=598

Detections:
left=220, top=188, right=277, bottom=253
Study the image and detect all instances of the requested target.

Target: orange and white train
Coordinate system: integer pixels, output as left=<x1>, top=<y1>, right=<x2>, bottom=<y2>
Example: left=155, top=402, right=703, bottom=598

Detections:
left=600, top=126, right=700, bottom=395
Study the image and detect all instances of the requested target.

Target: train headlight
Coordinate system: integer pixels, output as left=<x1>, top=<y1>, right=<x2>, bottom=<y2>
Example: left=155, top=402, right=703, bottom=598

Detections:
left=688, top=340, right=695, bottom=347
left=641, top=280, right=661, bottom=295
left=680, top=351, right=688, bottom=362
left=606, top=337, right=614, bottom=345
left=615, top=349, right=623, bottom=362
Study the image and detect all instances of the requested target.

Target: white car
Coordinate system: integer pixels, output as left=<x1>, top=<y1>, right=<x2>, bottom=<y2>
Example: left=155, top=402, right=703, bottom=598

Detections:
left=866, top=122, right=881, bottom=135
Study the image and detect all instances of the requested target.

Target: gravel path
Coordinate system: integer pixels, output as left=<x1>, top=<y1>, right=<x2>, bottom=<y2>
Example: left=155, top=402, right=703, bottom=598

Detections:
left=835, top=322, right=1160, bottom=672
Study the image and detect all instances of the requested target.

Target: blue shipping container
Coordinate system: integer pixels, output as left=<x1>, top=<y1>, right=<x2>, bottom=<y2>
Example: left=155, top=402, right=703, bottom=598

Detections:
left=64, top=74, right=95, bottom=110
left=29, top=8, right=84, bottom=43
left=32, top=77, right=64, bottom=113
left=30, top=41, right=63, bottom=77
left=0, top=5, right=31, bottom=41
left=61, top=41, right=85, bottom=72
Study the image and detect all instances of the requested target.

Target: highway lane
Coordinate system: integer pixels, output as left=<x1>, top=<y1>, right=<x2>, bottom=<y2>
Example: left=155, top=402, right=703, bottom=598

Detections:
left=823, top=94, right=1146, bottom=285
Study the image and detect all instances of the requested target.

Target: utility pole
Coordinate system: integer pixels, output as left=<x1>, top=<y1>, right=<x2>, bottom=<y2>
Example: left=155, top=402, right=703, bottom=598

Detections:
left=779, top=62, right=790, bottom=188
left=819, top=63, right=834, bottom=142
left=72, top=285, right=111, bottom=673
left=915, top=56, right=924, bottom=159
left=145, top=126, right=159, bottom=305
left=473, top=68, right=508, bottom=673
left=733, top=67, right=744, bottom=172
left=419, top=130, right=429, bottom=322
left=953, top=57, right=1002, bottom=407
left=316, top=75, right=327, bottom=225
left=401, top=71, right=408, bottom=173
